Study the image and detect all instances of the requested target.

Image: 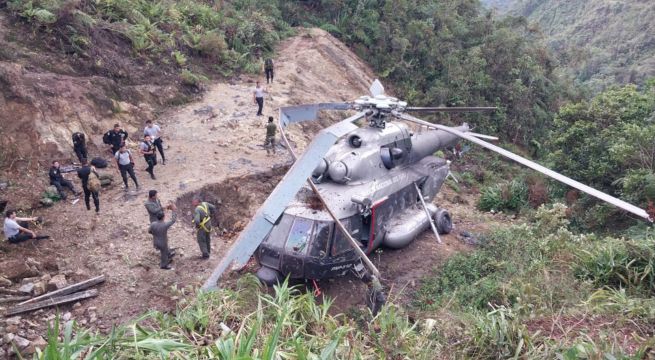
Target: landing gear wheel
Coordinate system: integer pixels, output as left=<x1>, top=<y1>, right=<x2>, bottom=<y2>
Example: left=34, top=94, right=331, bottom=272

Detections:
left=435, top=208, right=453, bottom=234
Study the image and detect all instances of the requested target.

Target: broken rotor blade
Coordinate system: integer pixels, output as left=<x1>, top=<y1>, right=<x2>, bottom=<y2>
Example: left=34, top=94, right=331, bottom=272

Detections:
left=201, top=110, right=367, bottom=291
left=394, top=112, right=653, bottom=222
left=278, top=102, right=355, bottom=127
left=405, top=106, right=497, bottom=113
left=468, top=132, right=499, bottom=141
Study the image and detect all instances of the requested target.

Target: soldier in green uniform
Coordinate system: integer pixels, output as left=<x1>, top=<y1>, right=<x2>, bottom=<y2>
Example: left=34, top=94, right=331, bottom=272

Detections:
left=192, top=198, right=216, bottom=259
left=264, top=116, right=277, bottom=155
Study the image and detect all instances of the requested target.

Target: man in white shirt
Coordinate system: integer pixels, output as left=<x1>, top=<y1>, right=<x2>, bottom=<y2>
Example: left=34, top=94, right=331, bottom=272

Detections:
left=144, top=120, right=166, bottom=165
left=4, top=210, right=49, bottom=244
left=114, top=144, right=140, bottom=190
left=253, top=81, right=266, bottom=116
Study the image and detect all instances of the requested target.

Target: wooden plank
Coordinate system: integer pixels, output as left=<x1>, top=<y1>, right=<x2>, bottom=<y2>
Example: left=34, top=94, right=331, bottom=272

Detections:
left=17, top=275, right=105, bottom=306
left=5, top=289, right=98, bottom=316
left=0, top=296, right=31, bottom=304
left=0, top=288, right=23, bottom=296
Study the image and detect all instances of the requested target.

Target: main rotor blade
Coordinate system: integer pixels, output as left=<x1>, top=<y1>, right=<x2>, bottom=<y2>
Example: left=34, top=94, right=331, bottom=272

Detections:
left=468, top=132, right=499, bottom=141
left=278, top=102, right=354, bottom=127
left=405, top=107, right=497, bottom=113
left=394, top=112, right=653, bottom=222
left=202, top=110, right=367, bottom=290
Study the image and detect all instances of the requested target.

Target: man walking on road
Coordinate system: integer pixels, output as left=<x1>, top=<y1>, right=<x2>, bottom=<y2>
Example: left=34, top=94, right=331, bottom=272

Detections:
left=264, top=58, right=274, bottom=84
left=115, top=144, right=139, bottom=190
left=76, top=159, right=100, bottom=213
left=140, top=134, right=157, bottom=180
left=144, top=120, right=166, bottom=165
left=49, top=161, right=79, bottom=200
left=145, top=190, right=164, bottom=223
left=264, top=116, right=277, bottom=155
left=192, top=198, right=216, bottom=259
left=148, top=204, right=177, bottom=270
left=253, top=81, right=267, bottom=116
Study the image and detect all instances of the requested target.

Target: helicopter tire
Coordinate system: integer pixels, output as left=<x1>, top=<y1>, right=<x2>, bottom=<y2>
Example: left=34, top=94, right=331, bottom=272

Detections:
left=435, top=208, right=453, bottom=234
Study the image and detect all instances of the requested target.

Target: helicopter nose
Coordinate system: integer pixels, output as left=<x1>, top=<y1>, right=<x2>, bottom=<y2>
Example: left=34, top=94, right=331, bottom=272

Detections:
left=256, top=266, right=282, bottom=286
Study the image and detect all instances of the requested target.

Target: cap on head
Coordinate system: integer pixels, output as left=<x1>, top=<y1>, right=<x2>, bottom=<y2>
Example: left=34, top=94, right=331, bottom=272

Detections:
left=148, top=190, right=157, bottom=198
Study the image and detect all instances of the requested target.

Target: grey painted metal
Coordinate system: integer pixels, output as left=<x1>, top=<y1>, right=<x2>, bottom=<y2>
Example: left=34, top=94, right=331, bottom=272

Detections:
left=414, top=182, right=442, bottom=244
left=395, top=112, right=653, bottom=222
left=278, top=109, right=381, bottom=278
left=202, top=111, right=366, bottom=290
left=279, top=102, right=353, bottom=128
left=384, top=204, right=437, bottom=248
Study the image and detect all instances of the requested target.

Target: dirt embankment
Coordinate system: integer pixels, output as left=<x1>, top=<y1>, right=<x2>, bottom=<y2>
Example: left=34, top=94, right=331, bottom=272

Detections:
left=0, top=27, right=380, bottom=355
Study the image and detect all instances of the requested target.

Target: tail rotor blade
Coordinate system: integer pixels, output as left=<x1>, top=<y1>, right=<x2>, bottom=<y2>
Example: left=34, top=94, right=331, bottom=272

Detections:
left=394, top=111, right=653, bottom=222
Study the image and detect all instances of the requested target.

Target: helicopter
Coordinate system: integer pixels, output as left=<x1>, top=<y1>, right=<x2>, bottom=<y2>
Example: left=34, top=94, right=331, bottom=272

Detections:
left=202, top=80, right=652, bottom=306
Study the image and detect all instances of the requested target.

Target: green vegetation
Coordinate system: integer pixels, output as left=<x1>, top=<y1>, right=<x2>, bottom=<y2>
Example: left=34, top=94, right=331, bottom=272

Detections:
left=280, top=0, right=570, bottom=144
left=496, top=0, right=655, bottom=92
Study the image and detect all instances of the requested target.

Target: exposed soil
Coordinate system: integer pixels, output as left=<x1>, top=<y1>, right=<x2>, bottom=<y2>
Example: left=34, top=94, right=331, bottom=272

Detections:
left=0, top=26, right=516, bottom=358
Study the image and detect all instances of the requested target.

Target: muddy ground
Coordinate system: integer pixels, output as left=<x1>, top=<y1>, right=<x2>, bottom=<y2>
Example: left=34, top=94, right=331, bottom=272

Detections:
left=0, top=28, right=513, bottom=354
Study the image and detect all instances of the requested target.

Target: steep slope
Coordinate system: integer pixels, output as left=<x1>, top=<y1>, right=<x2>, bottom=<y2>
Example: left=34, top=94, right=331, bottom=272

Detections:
left=500, top=0, right=655, bottom=91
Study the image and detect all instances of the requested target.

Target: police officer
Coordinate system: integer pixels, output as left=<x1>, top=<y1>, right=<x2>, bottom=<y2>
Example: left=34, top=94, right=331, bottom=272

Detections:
left=192, top=198, right=216, bottom=259
left=72, top=132, right=87, bottom=163
left=114, top=144, right=139, bottom=190
left=104, top=123, right=128, bottom=154
left=49, top=161, right=79, bottom=200
left=140, top=134, right=157, bottom=180
left=76, top=159, right=100, bottom=213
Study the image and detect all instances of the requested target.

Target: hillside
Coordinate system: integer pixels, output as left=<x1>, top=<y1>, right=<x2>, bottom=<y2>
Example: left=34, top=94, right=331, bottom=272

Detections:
left=494, top=0, right=655, bottom=91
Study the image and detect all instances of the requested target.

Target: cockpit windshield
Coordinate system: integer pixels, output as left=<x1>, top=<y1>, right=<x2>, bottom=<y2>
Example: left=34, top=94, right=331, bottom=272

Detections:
left=286, top=217, right=313, bottom=254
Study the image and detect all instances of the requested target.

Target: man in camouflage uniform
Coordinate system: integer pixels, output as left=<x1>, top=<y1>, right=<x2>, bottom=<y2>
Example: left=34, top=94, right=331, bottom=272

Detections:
left=264, top=116, right=277, bottom=155
left=192, top=198, right=216, bottom=259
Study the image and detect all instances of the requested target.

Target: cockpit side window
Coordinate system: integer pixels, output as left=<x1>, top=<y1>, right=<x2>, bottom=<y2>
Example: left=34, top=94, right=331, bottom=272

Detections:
left=331, top=218, right=354, bottom=256
left=264, top=214, right=294, bottom=248
left=309, top=221, right=331, bottom=258
left=286, top=217, right=314, bottom=254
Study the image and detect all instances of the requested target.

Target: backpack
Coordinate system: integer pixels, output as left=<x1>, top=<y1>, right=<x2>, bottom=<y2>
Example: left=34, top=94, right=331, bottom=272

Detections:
left=91, top=157, right=108, bottom=168
left=88, top=171, right=101, bottom=192
left=265, top=58, right=273, bottom=69
left=102, top=131, right=111, bottom=145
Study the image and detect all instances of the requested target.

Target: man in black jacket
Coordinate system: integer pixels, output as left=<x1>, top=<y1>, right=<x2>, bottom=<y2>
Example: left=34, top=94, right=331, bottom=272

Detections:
left=72, top=132, right=87, bottom=163
left=49, top=161, right=78, bottom=200
left=103, top=123, right=128, bottom=154
left=76, top=159, right=100, bottom=213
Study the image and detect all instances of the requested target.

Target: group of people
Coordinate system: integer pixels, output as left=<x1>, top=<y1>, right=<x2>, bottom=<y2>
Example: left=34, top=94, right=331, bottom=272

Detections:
left=7, top=60, right=281, bottom=271
left=145, top=190, right=216, bottom=270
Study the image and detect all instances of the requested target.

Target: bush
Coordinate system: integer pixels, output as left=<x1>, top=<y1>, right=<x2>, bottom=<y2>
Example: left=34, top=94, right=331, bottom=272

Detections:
left=179, top=69, right=208, bottom=88
left=478, top=178, right=528, bottom=212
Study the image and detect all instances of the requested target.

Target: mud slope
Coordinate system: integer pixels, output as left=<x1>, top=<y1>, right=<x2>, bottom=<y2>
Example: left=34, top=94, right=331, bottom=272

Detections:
left=0, top=28, right=377, bottom=334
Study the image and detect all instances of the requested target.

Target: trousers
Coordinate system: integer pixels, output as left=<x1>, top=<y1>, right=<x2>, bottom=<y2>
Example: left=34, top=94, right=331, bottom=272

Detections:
left=197, top=230, right=211, bottom=257
left=153, top=138, right=165, bottom=162
left=256, top=97, right=264, bottom=116
left=51, top=179, right=76, bottom=199
left=83, top=186, right=99, bottom=212
left=118, top=163, right=139, bottom=187
left=265, top=69, right=274, bottom=83
left=74, top=146, right=87, bottom=163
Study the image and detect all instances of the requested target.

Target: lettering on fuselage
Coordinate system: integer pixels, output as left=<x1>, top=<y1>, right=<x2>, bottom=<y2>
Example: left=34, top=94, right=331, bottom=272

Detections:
left=330, top=263, right=353, bottom=271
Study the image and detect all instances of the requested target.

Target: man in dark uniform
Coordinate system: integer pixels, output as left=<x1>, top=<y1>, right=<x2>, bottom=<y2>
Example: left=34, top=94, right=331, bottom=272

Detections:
left=144, top=190, right=164, bottom=223
left=139, top=134, right=157, bottom=180
left=49, top=161, right=79, bottom=200
left=76, top=159, right=100, bottom=213
left=104, top=123, right=128, bottom=154
left=148, top=204, right=177, bottom=270
left=264, top=116, right=277, bottom=155
left=264, top=58, right=274, bottom=84
left=192, top=198, right=216, bottom=259
left=72, top=132, right=87, bottom=163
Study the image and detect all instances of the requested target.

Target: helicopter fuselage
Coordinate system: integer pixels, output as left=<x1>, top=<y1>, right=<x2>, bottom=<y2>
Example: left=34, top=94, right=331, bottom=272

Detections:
left=255, top=121, right=467, bottom=284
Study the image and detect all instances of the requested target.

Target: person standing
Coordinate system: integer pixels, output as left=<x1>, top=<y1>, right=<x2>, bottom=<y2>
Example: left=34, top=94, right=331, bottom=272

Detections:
left=264, top=58, right=274, bottom=84
left=4, top=210, right=49, bottom=244
left=103, top=123, right=128, bottom=155
left=139, top=134, right=157, bottom=180
left=148, top=204, right=177, bottom=270
left=49, top=161, right=79, bottom=200
left=72, top=132, right=88, bottom=163
left=76, top=159, right=100, bottom=213
left=192, top=198, right=216, bottom=259
left=144, top=190, right=164, bottom=223
left=264, top=116, right=277, bottom=155
left=144, top=120, right=165, bottom=165
left=253, top=81, right=266, bottom=116
left=114, top=144, right=139, bottom=190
